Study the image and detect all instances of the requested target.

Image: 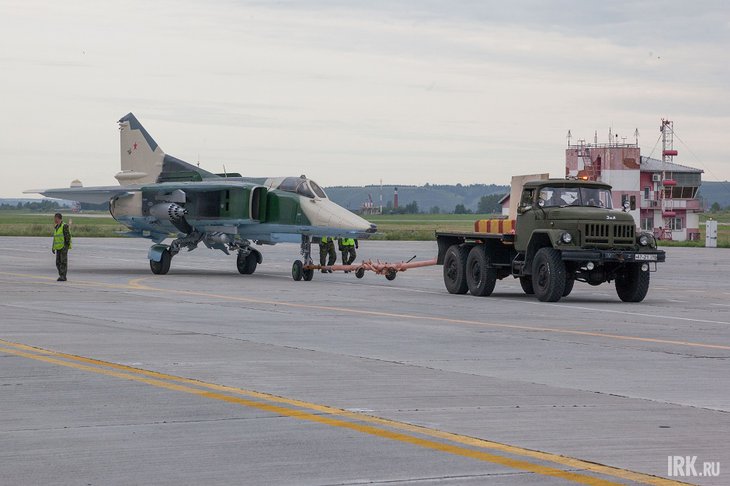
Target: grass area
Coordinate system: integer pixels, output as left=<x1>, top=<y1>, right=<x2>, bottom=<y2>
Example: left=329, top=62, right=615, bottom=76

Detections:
left=0, top=211, right=126, bottom=237
left=368, top=213, right=499, bottom=240
left=700, top=210, right=730, bottom=223
left=1, top=209, right=728, bottom=246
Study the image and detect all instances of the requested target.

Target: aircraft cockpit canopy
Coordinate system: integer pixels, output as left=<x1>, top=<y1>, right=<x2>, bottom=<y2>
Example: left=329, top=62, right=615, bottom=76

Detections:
left=279, top=176, right=328, bottom=199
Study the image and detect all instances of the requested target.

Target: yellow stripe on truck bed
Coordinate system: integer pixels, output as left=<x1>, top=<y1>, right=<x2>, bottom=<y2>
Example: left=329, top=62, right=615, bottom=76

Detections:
left=474, top=219, right=515, bottom=234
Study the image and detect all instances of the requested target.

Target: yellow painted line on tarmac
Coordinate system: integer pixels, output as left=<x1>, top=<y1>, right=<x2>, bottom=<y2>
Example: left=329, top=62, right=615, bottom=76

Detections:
left=0, top=339, right=689, bottom=486
left=1, top=270, right=729, bottom=352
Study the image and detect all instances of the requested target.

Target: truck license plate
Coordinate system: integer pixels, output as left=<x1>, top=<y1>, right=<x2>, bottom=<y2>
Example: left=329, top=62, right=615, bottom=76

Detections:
left=634, top=254, right=657, bottom=261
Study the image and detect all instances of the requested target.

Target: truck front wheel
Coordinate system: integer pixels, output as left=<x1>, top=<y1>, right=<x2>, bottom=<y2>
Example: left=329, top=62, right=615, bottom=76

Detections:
left=562, top=277, right=575, bottom=297
left=466, top=246, right=497, bottom=297
left=443, top=244, right=469, bottom=294
left=519, top=277, right=534, bottom=295
left=532, top=248, right=566, bottom=302
left=615, top=263, right=650, bottom=302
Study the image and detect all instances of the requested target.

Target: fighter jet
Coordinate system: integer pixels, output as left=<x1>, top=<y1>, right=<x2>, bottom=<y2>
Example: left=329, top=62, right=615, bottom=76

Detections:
left=26, top=113, right=376, bottom=279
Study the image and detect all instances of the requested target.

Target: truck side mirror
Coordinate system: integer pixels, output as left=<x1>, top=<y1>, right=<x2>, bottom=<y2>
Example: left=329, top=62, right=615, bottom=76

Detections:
left=630, top=195, right=636, bottom=211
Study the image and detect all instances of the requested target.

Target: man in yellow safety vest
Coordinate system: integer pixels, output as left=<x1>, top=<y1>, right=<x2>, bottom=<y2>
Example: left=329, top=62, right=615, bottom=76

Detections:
left=52, top=212, right=72, bottom=281
left=319, top=236, right=336, bottom=273
left=338, top=237, right=358, bottom=271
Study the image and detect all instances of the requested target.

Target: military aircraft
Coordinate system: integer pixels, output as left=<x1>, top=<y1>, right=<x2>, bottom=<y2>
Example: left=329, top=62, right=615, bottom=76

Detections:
left=26, top=113, right=376, bottom=279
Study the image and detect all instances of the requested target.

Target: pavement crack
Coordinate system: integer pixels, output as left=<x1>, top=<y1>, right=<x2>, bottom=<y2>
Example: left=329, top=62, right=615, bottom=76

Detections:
left=5, top=415, right=287, bottom=433
left=320, top=470, right=554, bottom=485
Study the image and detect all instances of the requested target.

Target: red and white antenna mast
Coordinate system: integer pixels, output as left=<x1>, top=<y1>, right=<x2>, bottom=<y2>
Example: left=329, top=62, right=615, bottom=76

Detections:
left=659, top=119, right=678, bottom=240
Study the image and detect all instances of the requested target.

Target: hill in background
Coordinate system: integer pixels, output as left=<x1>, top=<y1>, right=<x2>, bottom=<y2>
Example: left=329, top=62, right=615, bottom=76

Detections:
left=698, top=181, right=730, bottom=209
left=3, top=180, right=727, bottom=214
left=325, top=184, right=509, bottom=213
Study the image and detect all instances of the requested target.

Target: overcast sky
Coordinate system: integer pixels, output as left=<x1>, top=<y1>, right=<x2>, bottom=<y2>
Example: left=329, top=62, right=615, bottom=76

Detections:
left=1, top=0, right=728, bottom=197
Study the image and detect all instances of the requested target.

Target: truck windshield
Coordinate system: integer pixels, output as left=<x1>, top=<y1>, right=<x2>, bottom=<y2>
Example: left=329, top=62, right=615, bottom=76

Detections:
left=538, top=187, right=613, bottom=208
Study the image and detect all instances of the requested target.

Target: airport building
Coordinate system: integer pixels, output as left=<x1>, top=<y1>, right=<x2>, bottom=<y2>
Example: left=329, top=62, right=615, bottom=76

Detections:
left=565, top=121, right=703, bottom=241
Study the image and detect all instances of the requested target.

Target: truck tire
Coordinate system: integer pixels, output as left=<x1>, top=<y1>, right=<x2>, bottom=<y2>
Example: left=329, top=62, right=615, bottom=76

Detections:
left=519, top=277, right=534, bottom=295
left=443, top=244, right=469, bottom=294
left=532, top=248, right=566, bottom=302
left=615, top=263, right=650, bottom=302
left=466, top=246, right=497, bottom=296
left=562, top=278, right=575, bottom=297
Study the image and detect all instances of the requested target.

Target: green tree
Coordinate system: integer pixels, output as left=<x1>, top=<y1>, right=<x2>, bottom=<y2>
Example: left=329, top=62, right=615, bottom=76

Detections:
left=454, top=203, right=471, bottom=214
left=404, top=201, right=419, bottom=214
left=477, top=193, right=506, bottom=214
left=710, top=202, right=721, bottom=212
left=429, top=206, right=440, bottom=214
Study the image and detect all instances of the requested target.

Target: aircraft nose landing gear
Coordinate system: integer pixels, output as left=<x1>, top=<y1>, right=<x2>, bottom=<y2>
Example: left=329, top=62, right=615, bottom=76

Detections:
left=292, top=235, right=315, bottom=281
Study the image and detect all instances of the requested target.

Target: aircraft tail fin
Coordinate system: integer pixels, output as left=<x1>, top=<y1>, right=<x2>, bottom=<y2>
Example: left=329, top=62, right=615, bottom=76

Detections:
left=116, top=113, right=165, bottom=185
left=115, top=113, right=218, bottom=185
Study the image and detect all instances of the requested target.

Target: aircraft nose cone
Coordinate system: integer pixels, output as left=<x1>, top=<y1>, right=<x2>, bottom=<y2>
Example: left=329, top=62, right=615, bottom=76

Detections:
left=367, top=223, right=377, bottom=233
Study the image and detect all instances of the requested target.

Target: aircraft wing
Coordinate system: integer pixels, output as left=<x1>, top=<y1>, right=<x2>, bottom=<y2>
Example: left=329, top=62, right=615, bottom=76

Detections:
left=23, top=186, right=138, bottom=205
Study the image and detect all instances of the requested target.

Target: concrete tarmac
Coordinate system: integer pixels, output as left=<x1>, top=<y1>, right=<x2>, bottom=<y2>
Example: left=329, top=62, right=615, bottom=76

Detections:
left=1, top=237, right=728, bottom=485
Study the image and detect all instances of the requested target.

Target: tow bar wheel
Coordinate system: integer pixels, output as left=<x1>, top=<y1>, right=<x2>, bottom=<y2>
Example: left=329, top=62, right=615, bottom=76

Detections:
left=292, top=260, right=303, bottom=281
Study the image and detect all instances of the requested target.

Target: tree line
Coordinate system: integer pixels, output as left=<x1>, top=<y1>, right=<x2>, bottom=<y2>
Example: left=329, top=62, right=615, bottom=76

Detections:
left=381, top=193, right=507, bottom=215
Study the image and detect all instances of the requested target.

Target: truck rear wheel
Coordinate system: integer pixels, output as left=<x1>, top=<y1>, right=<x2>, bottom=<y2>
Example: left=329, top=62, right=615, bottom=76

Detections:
left=519, top=277, right=534, bottom=295
left=466, top=246, right=497, bottom=296
left=532, top=248, right=566, bottom=302
left=615, top=263, right=650, bottom=302
left=443, top=244, right=469, bottom=294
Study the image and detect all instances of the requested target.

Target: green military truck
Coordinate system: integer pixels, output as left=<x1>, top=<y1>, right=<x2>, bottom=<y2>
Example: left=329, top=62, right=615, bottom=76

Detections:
left=435, top=179, right=666, bottom=302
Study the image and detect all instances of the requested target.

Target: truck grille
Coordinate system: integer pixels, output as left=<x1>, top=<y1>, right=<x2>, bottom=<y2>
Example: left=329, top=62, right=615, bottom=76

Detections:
left=584, top=223, right=635, bottom=247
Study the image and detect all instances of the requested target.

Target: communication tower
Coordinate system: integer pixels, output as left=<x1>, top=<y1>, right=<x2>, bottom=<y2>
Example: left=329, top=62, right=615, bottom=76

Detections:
left=659, top=119, right=678, bottom=240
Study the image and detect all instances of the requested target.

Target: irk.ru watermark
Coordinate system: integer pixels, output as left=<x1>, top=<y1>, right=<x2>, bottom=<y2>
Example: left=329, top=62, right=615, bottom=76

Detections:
left=668, top=456, right=720, bottom=478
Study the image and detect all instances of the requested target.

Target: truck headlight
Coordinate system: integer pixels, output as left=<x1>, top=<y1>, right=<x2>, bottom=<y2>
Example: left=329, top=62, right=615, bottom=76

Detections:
left=561, top=232, right=573, bottom=244
left=638, top=233, right=655, bottom=248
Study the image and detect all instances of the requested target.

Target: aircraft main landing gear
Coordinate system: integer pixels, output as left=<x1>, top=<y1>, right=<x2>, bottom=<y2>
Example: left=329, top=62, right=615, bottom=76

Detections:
left=237, top=249, right=258, bottom=275
left=149, top=245, right=173, bottom=275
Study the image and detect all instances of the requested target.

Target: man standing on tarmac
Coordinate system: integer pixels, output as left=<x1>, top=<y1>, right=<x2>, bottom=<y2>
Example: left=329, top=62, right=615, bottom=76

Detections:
left=338, top=237, right=358, bottom=272
left=52, top=212, right=72, bottom=281
left=319, top=236, right=336, bottom=273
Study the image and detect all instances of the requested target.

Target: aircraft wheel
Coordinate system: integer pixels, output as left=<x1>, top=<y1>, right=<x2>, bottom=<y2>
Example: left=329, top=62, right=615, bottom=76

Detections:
left=303, top=268, right=314, bottom=281
left=385, top=268, right=397, bottom=281
left=355, top=267, right=365, bottom=279
left=150, top=249, right=171, bottom=275
left=237, top=251, right=257, bottom=275
left=292, top=260, right=303, bottom=281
